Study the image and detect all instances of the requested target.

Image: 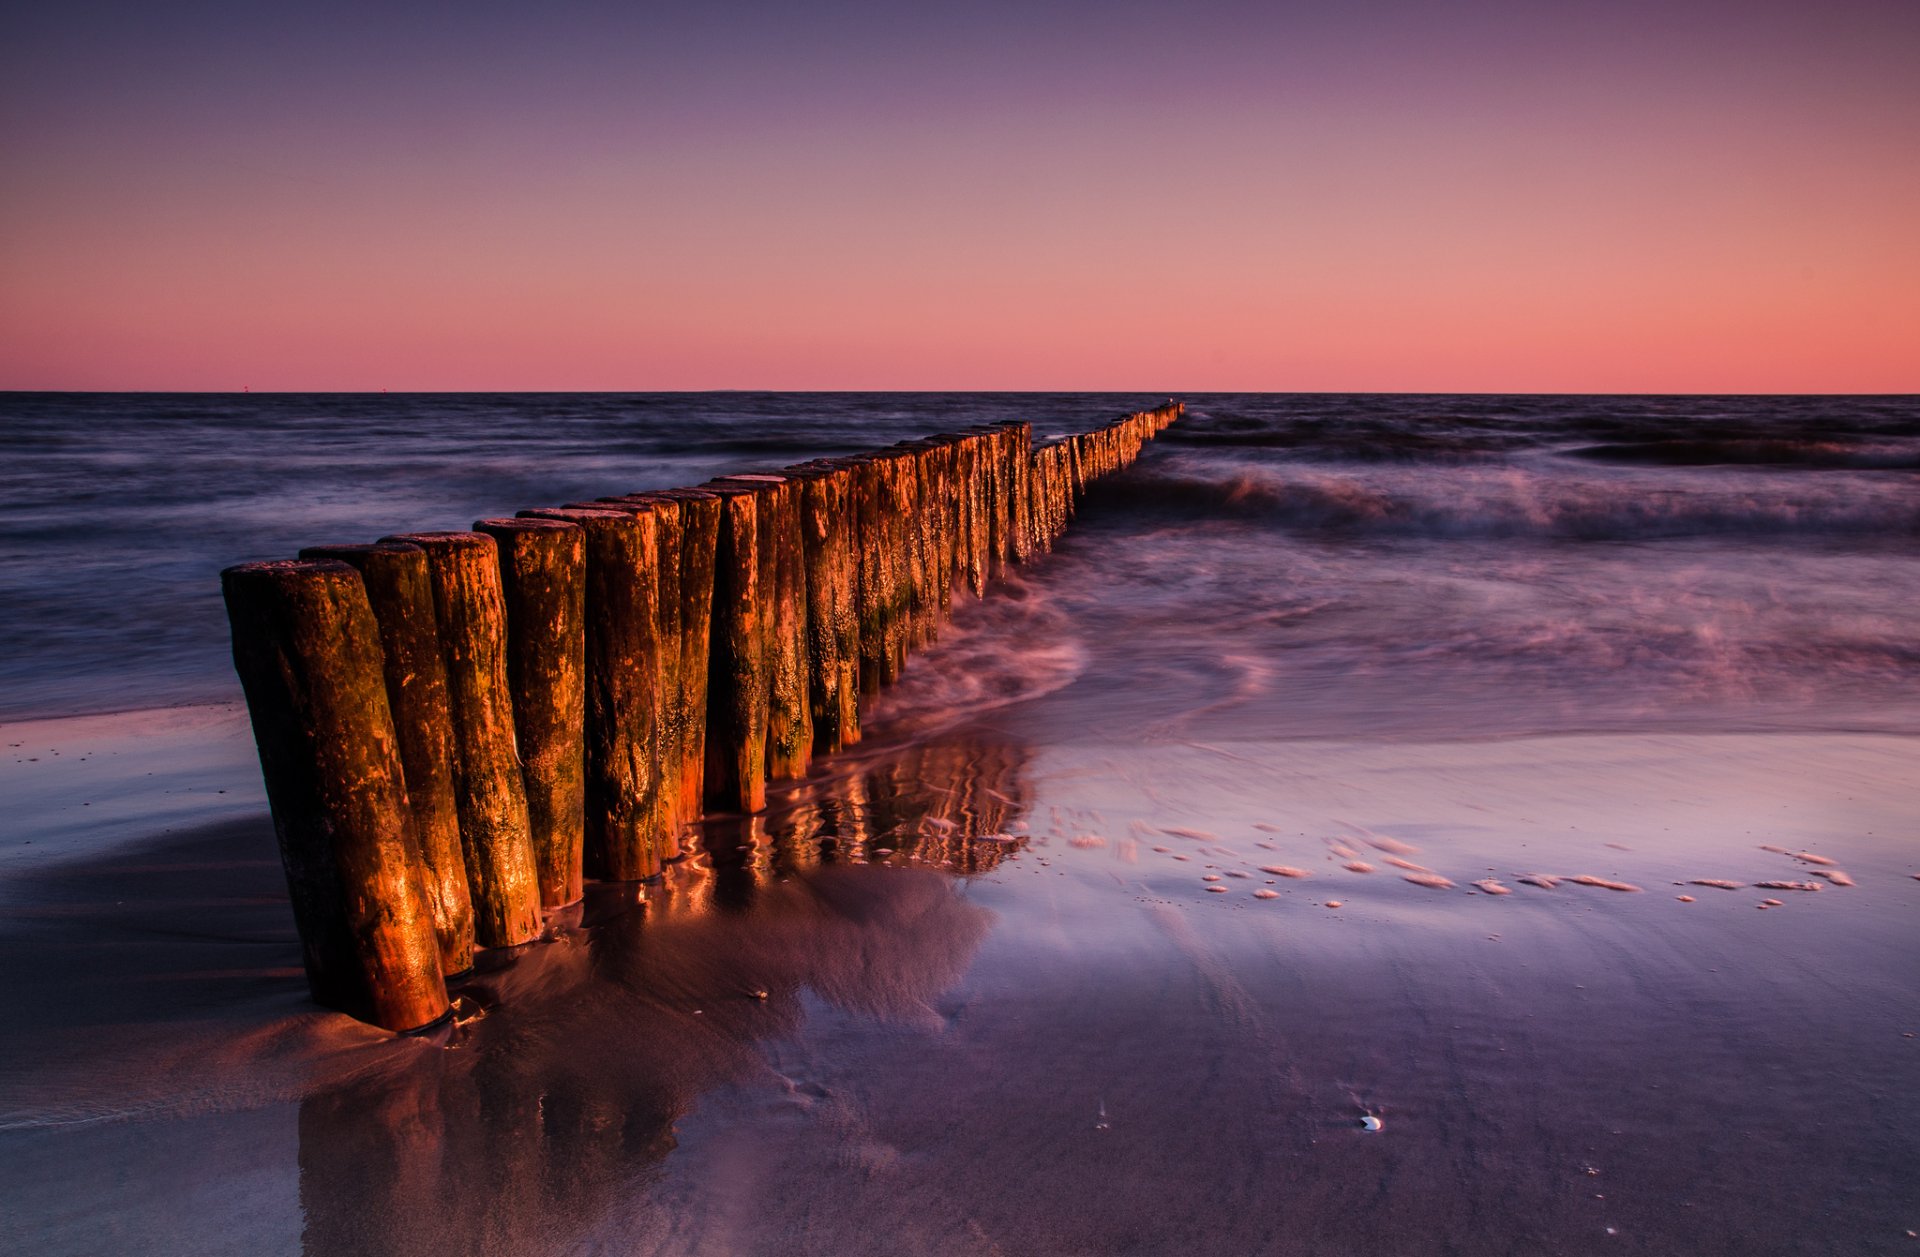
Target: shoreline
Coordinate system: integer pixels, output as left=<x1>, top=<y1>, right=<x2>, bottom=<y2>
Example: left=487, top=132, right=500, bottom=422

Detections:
left=2, top=720, right=1914, bottom=1254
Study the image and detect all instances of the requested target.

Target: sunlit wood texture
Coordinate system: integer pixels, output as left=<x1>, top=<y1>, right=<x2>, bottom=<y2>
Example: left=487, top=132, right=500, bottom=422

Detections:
left=696, top=485, right=768, bottom=813
left=781, top=462, right=861, bottom=753
left=603, top=489, right=722, bottom=825
left=378, top=531, right=543, bottom=950
left=517, top=507, right=670, bottom=881
left=296, top=541, right=475, bottom=976
left=994, top=420, right=1034, bottom=566
left=222, top=558, right=450, bottom=1031
left=571, top=497, right=688, bottom=855
left=473, top=517, right=587, bottom=908
left=705, top=474, right=812, bottom=782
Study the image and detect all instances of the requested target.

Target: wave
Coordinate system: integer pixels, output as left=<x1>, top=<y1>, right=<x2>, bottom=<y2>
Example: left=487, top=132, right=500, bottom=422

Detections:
left=1097, top=464, right=1920, bottom=541
left=1161, top=424, right=1528, bottom=463
left=1566, top=439, right=1920, bottom=470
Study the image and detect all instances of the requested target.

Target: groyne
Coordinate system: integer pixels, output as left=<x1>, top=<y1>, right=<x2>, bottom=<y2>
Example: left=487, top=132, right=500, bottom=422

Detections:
left=223, top=402, right=1182, bottom=1031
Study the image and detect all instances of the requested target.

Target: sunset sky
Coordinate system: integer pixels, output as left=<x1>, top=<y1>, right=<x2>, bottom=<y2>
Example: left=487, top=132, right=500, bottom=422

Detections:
left=3, top=0, right=1916, bottom=393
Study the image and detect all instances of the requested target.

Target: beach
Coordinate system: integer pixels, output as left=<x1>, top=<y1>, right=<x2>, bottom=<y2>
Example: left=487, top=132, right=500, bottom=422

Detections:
left=1, top=393, right=1916, bottom=1254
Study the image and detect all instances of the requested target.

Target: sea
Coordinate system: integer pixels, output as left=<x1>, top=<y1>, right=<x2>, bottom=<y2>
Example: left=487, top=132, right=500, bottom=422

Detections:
left=1, top=392, right=1916, bottom=1256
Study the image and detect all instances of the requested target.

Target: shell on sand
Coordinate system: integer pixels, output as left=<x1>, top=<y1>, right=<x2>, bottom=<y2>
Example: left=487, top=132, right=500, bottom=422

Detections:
left=1252, top=889, right=1280, bottom=900
left=1364, top=836, right=1419, bottom=855
left=1260, top=865, right=1311, bottom=879
left=1755, top=880, right=1821, bottom=892
left=1676, top=895, right=1696, bottom=902
left=1342, top=861, right=1375, bottom=874
left=1404, top=872, right=1455, bottom=890
left=1472, top=879, right=1512, bottom=896
left=1810, top=869, right=1855, bottom=887
left=1161, top=826, right=1218, bottom=841
left=1518, top=875, right=1561, bottom=889
left=1068, top=834, right=1106, bottom=848
left=1690, top=879, right=1743, bottom=890
left=1383, top=856, right=1433, bottom=873
left=1206, top=885, right=1229, bottom=893
left=1791, top=851, right=1837, bottom=866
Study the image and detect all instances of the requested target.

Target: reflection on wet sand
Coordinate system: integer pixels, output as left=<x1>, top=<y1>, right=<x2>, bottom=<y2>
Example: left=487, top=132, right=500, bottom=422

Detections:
left=295, top=729, right=1029, bottom=1257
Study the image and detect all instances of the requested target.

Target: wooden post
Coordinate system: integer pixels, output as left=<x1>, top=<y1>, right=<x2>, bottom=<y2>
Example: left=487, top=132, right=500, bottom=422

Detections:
left=784, top=463, right=860, bottom=752
left=472, top=518, right=586, bottom=909
left=380, top=531, right=543, bottom=948
left=878, top=453, right=914, bottom=679
left=698, top=485, right=767, bottom=812
left=517, top=507, right=670, bottom=881
left=575, top=496, right=690, bottom=849
left=608, top=489, right=721, bottom=825
left=706, top=475, right=812, bottom=781
left=952, top=435, right=988, bottom=597
left=222, top=559, right=450, bottom=1032
left=839, top=456, right=887, bottom=695
left=297, top=542, right=475, bottom=977
left=995, top=421, right=1034, bottom=565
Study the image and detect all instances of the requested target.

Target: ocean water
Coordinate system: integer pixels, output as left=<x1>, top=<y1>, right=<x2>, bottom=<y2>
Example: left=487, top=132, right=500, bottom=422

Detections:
left=3, top=390, right=1915, bottom=730
left=2, top=392, right=1917, bottom=1256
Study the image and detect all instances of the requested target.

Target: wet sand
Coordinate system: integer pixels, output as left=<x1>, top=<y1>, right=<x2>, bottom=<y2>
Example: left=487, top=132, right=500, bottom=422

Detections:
left=2, top=705, right=1915, bottom=1256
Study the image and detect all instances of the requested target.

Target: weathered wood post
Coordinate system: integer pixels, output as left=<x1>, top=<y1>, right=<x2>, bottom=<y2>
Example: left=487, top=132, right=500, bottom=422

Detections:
left=222, top=559, right=451, bottom=1032
left=951, top=434, right=988, bottom=597
left=888, top=447, right=933, bottom=651
left=516, top=507, right=671, bottom=881
left=608, top=489, right=721, bottom=825
left=473, top=517, right=586, bottom=908
left=879, top=451, right=916, bottom=678
left=698, top=485, right=768, bottom=812
left=917, top=438, right=957, bottom=623
left=995, top=420, right=1034, bottom=565
left=839, top=456, right=887, bottom=695
left=784, top=462, right=860, bottom=752
left=706, top=474, right=812, bottom=782
left=576, top=496, right=689, bottom=849
left=380, top=531, right=543, bottom=949
left=296, top=541, right=475, bottom=976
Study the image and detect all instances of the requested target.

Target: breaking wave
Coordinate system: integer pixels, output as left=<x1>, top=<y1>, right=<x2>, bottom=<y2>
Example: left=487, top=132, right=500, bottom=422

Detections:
left=1101, top=463, right=1920, bottom=541
left=1565, top=438, right=1920, bottom=470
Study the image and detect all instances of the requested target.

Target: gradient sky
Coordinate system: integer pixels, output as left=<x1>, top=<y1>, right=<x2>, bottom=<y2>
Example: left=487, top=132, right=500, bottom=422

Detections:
left=3, top=0, right=1916, bottom=392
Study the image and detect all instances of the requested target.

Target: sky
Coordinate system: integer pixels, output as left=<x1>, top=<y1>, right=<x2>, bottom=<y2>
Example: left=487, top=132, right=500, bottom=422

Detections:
left=2, top=0, right=1917, bottom=392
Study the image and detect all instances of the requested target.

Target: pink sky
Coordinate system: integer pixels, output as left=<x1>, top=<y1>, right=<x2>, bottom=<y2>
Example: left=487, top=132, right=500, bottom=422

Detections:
left=3, top=0, right=1916, bottom=392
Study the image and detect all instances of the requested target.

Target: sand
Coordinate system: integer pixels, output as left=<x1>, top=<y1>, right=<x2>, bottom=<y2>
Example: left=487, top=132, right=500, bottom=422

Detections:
left=1, top=706, right=1916, bottom=1256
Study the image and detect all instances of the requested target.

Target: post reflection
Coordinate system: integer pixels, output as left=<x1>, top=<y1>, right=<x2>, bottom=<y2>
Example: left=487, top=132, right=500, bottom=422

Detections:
left=297, top=728, right=1030, bottom=1257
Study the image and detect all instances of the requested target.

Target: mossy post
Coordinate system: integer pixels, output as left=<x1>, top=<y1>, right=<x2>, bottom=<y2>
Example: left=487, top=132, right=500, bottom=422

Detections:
left=576, top=497, right=689, bottom=852
left=995, top=420, right=1034, bottom=565
left=707, top=474, right=812, bottom=782
left=608, top=489, right=721, bottom=824
left=517, top=507, right=670, bottom=881
left=877, top=453, right=914, bottom=681
left=380, top=531, right=543, bottom=949
left=840, top=456, right=885, bottom=695
left=222, top=559, right=451, bottom=1032
left=785, top=462, right=860, bottom=752
left=699, top=485, right=767, bottom=813
left=296, top=541, right=475, bottom=976
left=473, top=517, right=586, bottom=908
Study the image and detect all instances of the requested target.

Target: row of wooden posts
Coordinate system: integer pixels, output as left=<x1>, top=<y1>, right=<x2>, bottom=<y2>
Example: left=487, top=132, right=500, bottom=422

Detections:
left=223, top=403, right=1182, bottom=1032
